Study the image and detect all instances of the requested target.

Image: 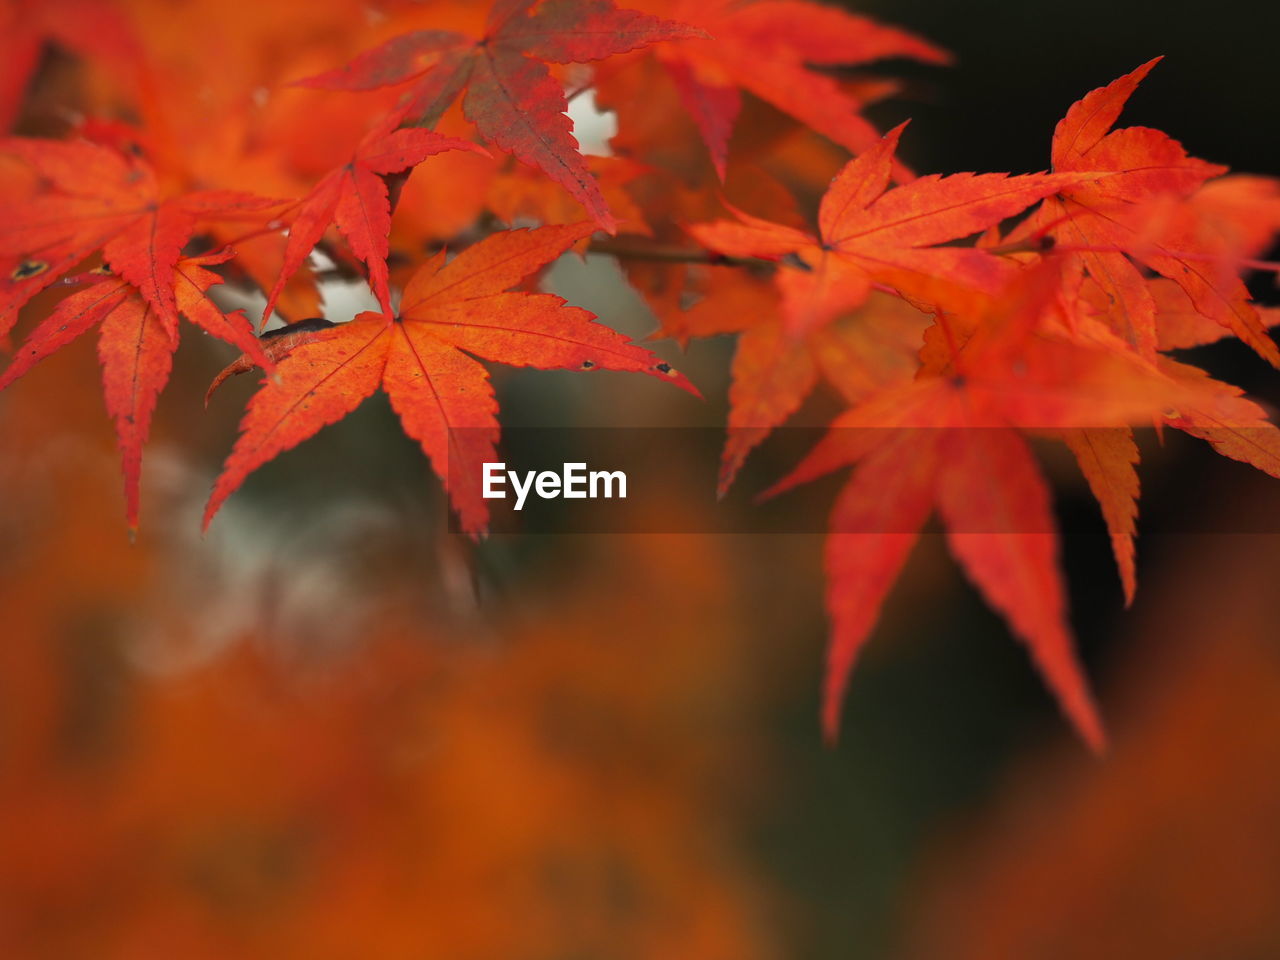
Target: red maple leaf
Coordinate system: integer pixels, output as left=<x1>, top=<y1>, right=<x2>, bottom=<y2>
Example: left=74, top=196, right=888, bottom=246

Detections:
left=764, top=264, right=1235, bottom=749
left=296, top=0, right=704, bottom=233
left=261, top=122, right=487, bottom=323
left=1, top=137, right=279, bottom=340
left=205, top=222, right=696, bottom=534
left=1020, top=59, right=1280, bottom=366
left=0, top=251, right=270, bottom=531
left=667, top=272, right=929, bottom=494
left=689, top=124, right=1100, bottom=336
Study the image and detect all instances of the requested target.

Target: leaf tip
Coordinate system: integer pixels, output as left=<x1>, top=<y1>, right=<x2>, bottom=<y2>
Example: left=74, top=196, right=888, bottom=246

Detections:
left=715, top=470, right=733, bottom=501
left=821, top=698, right=843, bottom=748
left=1122, top=56, right=1164, bottom=89
left=653, top=360, right=701, bottom=397
left=1067, top=691, right=1109, bottom=756
left=1083, top=720, right=1109, bottom=756
left=754, top=471, right=796, bottom=505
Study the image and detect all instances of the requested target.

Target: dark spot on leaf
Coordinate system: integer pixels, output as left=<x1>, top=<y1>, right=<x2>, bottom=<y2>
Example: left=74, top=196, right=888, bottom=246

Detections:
left=581, top=360, right=595, bottom=369
left=655, top=362, right=672, bottom=374
left=12, top=260, right=47, bottom=280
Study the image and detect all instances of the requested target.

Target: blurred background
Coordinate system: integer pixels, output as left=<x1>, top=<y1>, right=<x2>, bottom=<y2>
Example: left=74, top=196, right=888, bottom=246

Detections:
left=3, top=1, right=1280, bottom=957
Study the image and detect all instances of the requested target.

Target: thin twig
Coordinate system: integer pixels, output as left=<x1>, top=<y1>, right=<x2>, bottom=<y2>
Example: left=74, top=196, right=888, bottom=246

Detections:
left=587, top=237, right=776, bottom=269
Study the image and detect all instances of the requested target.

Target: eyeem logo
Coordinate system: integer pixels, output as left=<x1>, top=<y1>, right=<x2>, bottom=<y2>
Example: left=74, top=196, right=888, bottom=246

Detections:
left=482, top=462, right=627, bottom=511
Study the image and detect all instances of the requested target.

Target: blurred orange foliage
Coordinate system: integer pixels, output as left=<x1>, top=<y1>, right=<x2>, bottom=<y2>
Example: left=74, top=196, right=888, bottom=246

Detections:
left=897, top=494, right=1280, bottom=959
left=0, top=344, right=775, bottom=958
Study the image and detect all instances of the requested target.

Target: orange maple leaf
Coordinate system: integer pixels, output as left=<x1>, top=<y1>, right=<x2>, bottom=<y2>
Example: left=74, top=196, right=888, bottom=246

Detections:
left=0, top=251, right=270, bottom=531
left=1, top=137, right=280, bottom=339
left=205, top=222, right=696, bottom=534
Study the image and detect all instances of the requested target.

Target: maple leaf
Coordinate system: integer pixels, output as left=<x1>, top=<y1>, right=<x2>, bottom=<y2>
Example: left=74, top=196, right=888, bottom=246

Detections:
left=1033, top=275, right=1280, bottom=607
left=261, top=123, right=487, bottom=323
left=0, top=137, right=280, bottom=341
left=295, top=0, right=704, bottom=233
left=1179, top=174, right=1280, bottom=261
left=1062, top=427, right=1140, bottom=607
left=487, top=154, right=653, bottom=235
left=688, top=123, right=1100, bottom=337
left=671, top=277, right=928, bottom=495
left=721, top=297, right=931, bottom=494
left=764, top=264, right=1234, bottom=748
left=205, top=222, right=696, bottom=534
left=625, top=0, right=949, bottom=179
left=0, top=252, right=270, bottom=531
left=1158, top=356, right=1280, bottom=481
left=1022, top=59, right=1280, bottom=366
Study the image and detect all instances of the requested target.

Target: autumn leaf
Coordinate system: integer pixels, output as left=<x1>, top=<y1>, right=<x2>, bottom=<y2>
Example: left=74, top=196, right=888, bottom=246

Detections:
left=1062, top=427, right=1140, bottom=607
left=296, top=0, right=705, bottom=232
left=205, top=222, right=696, bottom=534
left=710, top=285, right=928, bottom=495
left=0, top=252, right=270, bottom=531
left=804, top=425, right=1107, bottom=750
left=619, top=0, right=949, bottom=180
left=0, top=137, right=280, bottom=340
left=1021, top=59, right=1280, bottom=366
left=688, top=124, right=1101, bottom=337
left=764, top=264, right=1231, bottom=748
left=487, top=154, right=652, bottom=235
left=1181, top=174, right=1280, bottom=260
left=1158, top=356, right=1280, bottom=480
left=720, top=317, right=818, bottom=493
left=261, top=123, right=487, bottom=323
